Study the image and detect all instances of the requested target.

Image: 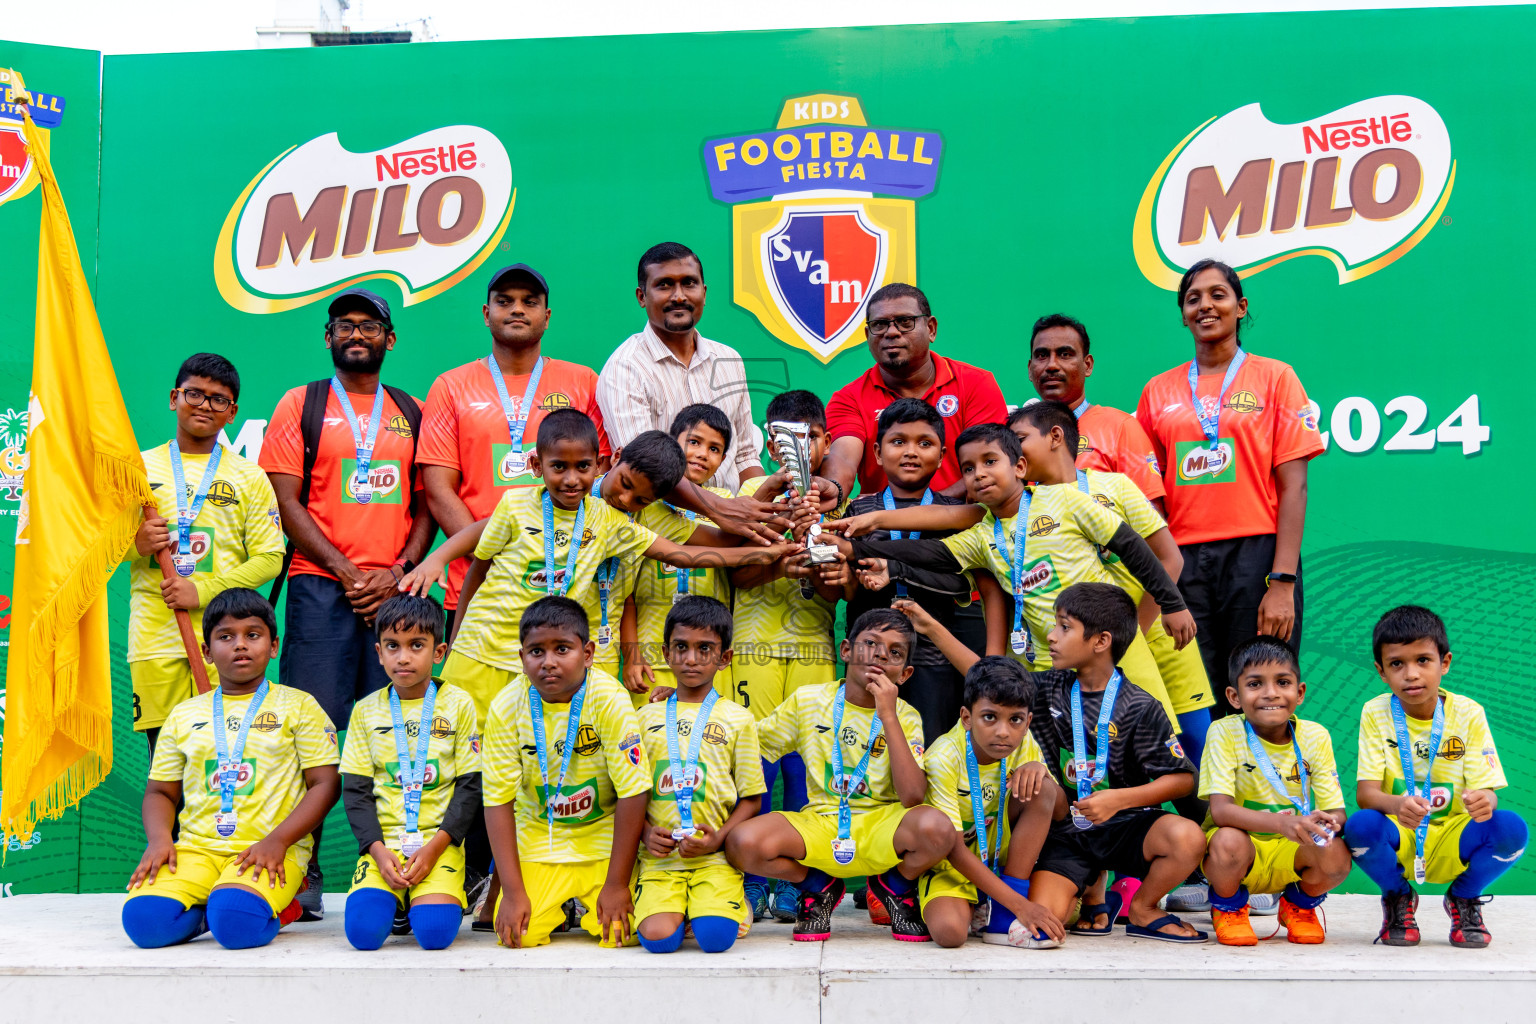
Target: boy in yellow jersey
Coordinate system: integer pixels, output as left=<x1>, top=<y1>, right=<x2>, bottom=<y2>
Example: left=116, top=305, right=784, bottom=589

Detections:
left=123, top=589, right=340, bottom=950
left=724, top=610, right=954, bottom=942
left=920, top=656, right=1065, bottom=949
left=341, top=594, right=481, bottom=950
left=398, top=410, right=794, bottom=721
left=481, top=596, right=652, bottom=948
left=1347, top=605, right=1526, bottom=949
left=128, top=354, right=285, bottom=749
left=1199, top=636, right=1349, bottom=946
left=633, top=597, right=764, bottom=952
left=620, top=404, right=740, bottom=703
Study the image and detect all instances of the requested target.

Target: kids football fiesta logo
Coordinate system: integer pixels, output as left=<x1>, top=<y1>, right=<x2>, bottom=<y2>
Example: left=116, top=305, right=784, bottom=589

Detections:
left=1134, top=96, right=1453, bottom=288
left=704, top=94, right=944, bottom=363
left=215, top=125, right=515, bottom=313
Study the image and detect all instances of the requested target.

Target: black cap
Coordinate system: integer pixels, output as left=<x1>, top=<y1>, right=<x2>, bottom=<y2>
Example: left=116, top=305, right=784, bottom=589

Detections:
left=487, top=263, right=549, bottom=301
left=327, top=288, right=392, bottom=324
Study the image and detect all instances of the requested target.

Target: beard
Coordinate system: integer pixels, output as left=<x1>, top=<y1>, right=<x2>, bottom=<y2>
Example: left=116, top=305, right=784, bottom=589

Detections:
left=330, top=340, right=387, bottom=374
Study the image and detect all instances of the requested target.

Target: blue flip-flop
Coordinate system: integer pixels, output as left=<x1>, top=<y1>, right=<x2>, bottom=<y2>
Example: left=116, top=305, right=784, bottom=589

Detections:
left=1068, top=891, right=1123, bottom=937
left=1125, top=913, right=1208, bottom=943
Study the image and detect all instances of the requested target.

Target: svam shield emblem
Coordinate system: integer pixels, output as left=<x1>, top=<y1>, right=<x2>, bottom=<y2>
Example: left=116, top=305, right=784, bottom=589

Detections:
left=761, top=205, right=888, bottom=360
left=0, top=126, right=37, bottom=207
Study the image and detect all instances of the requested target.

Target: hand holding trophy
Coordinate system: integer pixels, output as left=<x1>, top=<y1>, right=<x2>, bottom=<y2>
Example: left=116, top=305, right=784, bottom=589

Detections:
left=768, top=420, right=839, bottom=599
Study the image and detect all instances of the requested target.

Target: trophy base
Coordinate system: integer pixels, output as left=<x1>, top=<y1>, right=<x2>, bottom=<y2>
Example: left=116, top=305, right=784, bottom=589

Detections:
left=805, top=543, right=839, bottom=565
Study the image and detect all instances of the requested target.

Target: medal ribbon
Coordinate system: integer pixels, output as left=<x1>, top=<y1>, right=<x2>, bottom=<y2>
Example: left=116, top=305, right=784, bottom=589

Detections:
left=993, top=489, right=1034, bottom=662
left=168, top=439, right=223, bottom=573
left=831, top=684, right=884, bottom=843
left=530, top=676, right=589, bottom=846
left=1070, top=671, right=1123, bottom=803
left=212, top=680, right=271, bottom=815
left=1243, top=719, right=1314, bottom=817
left=487, top=354, right=545, bottom=459
left=661, top=502, right=699, bottom=596
left=389, top=681, right=439, bottom=837
left=1391, top=694, right=1445, bottom=875
left=541, top=488, right=588, bottom=597
left=882, top=486, right=932, bottom=599
left=1186, top=348, right=1247, bottom=450
left=1073, top=398, right=1091, bottom=418
left=666, top=690, right=719, bottom=835
left=329, top=376, right=385, bottom=497
left=965, top=730, right=1007, bottom=873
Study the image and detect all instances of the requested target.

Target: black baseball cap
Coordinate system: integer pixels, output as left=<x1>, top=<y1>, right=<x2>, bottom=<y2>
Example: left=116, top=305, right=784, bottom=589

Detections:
left=487, top=263, right=549, bottom=301
left=327, top=288, right=392, bottom=324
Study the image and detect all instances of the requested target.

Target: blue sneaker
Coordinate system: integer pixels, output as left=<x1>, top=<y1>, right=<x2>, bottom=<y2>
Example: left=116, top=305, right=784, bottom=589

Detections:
left=744, top=880, right=770, bottom=922
left=772, top=881, right=799, bottom=923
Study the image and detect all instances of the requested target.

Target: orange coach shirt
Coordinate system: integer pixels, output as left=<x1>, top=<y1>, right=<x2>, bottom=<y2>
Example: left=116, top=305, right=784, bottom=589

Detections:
left=1135, top=353, right=1324, bottom=546
left=260, top=384, right=424, bottom=581
left=1075, top=402, right=1167, bottom=502
left=416, top=356, right=610, bottom=607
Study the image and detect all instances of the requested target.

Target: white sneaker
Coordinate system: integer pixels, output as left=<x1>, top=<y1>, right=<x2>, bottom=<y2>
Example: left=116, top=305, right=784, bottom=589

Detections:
left=982, top=919, right=1063, bottom=949
left=1247, top=892, right=1281, bottom=916
left=1164, top=883, right=1211, bottom=913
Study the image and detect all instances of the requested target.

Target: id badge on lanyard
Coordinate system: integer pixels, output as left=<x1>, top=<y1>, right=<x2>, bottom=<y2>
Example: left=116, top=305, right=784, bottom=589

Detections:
left=168, top=440, right=223, bottom=577
left=530, top=678, right=588, bottom=847
left=542, top=489, right=587, bottom=598
left=1187, top=349, right=1246, bottom=450
left=830, top=684, right=883, bottom=865
left=666, top=690, right=719, bottom=843
left=994, top=491, right=1034, bottom=662
left=1391, top=695, right=1445, bottom=884
left=488, top=354, right=544, bottom=478
left=212, top=680, right=271, bottom=838
left=330, top=377, right=385, bottom=504
left=390, top=681, right=439, bottom=858
left=1069, top=672, right=1121, bottom=830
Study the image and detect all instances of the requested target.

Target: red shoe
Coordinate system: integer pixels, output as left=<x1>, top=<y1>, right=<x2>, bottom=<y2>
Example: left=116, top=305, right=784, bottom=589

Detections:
left=867, top=886, right=890, bottom=926
left=1444, top=894, right=1492, bottom=949
left=1377, top=890, right=1419, bottom=946
left=277, top=898, right=304, bottom=929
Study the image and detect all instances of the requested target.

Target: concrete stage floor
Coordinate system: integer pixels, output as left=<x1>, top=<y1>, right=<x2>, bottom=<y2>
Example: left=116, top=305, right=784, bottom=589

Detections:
left=0, top=894, right=1530, bottom=1023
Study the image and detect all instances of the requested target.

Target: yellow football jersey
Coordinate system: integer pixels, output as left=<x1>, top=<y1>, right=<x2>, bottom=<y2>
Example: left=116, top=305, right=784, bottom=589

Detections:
left=149, top=683, right=338, bottom=857
left=480, top=666, right=651, bottom=863
left=1198, top=716, right=1344, bottom=835
left=924, top=720, right=1043, bottom=859
left=128, top=443, right=285, bottom=662
left=633, top=488, right=735, bottom=654
left=1067, top=470, right=1167, bottom=600
left=453, top=488, right=657, bottom=670
left=758, top=681, right=925, bottom=818
left=637, top=696, right=765, bottom=870
left=1357, top=690, right=1506, bottom=827
left=339, top=681, right=481, bottom=842
left=941, top=484, right=1124, bottom=668
left=730, top=483, right=843, bottom=662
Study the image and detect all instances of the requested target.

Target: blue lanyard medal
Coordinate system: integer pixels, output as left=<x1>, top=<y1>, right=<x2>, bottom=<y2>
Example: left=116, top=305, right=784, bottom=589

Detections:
left=1186, top=348, right=1247, bottom=452
left=488, top=354, right=544, bottom=478
left=1073, top=398, right=1091, bottom=418
left=965, top=731, right=1007, bottom=873
left=589, top=476, right=631, bottom=649
left=1243, top=721, right=1332, bottom=847
left=993, top=490, right=1035, bottom=661
left=830, top=684, right=884, bottom=865
left=1069, top=671, right=1122, bottom=830
left=167, top=440, right=223, bottom=577
left=211, top=680, right=270, bottom=838
left=541, top=489, right=587, bottom=599
left=330, top=377, right=385, bottom=504
left=389, top=681, right=439, bottom=858
left=1391, top=695, right=1446, bottom=884
left=665, top=690, right=719, bottom=844
left=662, top=502, right=698, bottom=603
left=529, top=677, right=589, bottom=846
left=882, top=487, right=932, bottom=599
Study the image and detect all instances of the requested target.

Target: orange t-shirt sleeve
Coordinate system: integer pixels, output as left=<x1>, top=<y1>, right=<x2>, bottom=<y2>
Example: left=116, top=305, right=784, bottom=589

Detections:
left=1116, top=415, right=1167, bottom=501
left=1268, top=364, right=1326, bottom=467
left=258, top=389, right=305, bottom=478
left=416, top=374, right=464, bottom=471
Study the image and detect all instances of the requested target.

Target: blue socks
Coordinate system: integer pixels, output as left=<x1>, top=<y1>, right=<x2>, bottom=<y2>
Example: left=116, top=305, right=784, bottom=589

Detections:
left=801, top=868, right=835, bottom=893
left=759, top=757, right=780, bottom=817
left=638, top=920, right=685, bottom=953
left=1283, top=881, right=1326, bottom=910
left=122, top=895, right=206, bottom=948
left=779, top=753, right=808, bottom=812
left=878, top=867, right=914, bottom=895
left=1450, top=810, right=1528, bottom=898
left=984, top=874, right=1031, bottom=934
left=691, top=915, right=738, bottom=953
left=408, top=903, right=463, bottom=950
left=1344, top=809, right=1411, bottom=895
left=1208, top=884, right=1249, bottom=913
left=1176, top=709, right=1211, bottom=767
left=344, top=888, right=398, bottom=950
left=206, top=888, right=279, bottom=949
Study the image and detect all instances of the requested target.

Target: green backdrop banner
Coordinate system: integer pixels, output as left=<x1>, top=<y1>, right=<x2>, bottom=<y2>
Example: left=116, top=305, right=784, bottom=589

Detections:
left=1, top=5, right=1531, bottom=895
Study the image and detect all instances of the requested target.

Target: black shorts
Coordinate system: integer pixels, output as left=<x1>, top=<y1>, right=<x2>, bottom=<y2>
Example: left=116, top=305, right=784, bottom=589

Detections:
left=278, top=572, right=391, bottom=727
left=1034, top=808, right=1168, bottom=894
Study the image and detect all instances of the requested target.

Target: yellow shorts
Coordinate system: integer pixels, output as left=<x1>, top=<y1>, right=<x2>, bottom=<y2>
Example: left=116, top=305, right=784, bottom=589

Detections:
left=1144, top=620, right=1216, bottom=714
left=723, top=651, right=833, bottom=721
left=347, top=840, right=468, bottom=908
left=126, top=844, right=306, bottom=914
left=498, top=858, right=637, bottom=948
left=918, top=860, right=977, bottom=912
left=633, top=861, right=749, bottom=927
left=781, top=802, right=911, bottom=878
left=1204, top=829, right=1302, bottom=893
left=1393, top=814, right=1473, bottom=885
left=131, top=657, right=217, bottom=732
left=1115, top=630, right=1179, bottom=730
left=441, top=651, right=519, bottom=723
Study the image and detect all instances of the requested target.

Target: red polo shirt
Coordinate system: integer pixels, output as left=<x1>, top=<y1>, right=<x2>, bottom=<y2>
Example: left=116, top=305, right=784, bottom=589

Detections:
left=826, top=352, right=1007, bottom=493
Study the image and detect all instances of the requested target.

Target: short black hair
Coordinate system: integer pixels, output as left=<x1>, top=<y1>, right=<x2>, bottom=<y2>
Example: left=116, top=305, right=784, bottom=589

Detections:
left=664, top=595, right=733, bottom=650
left=876, top=397, right=944, bottom=446
left=519, top=595, right=590, bottom=645
left=536, top=408, right=601, bottom=457
left=962, top=655, right=1036, bottom=711
left=202, top=587, right=277, bottom=645
left=765, top=389, right=827, bottom=430
left=638, top=242, right=703, bottom=288
left=1030, top=313, right=1090, bottom=356
left=1372, top=604, right=1450, bottom=663
left=375, top=593, right=446, bottom=645
left=866, top=282, right=931, bottom=318
left=1054, top=582, right=1137, bottom=662
left=1226, top=635, right=1300, bottom=687
left=669, top=403, right=733, bottom=450
left=850, top=607, right=916, bottom=668
left=1008, top=399, right=1079, bottom=453
left=617, top=430, right=686, bottom=494
left=176, top=353, right=241, bottom=402
left=955, top=422, right=1022, bottom=464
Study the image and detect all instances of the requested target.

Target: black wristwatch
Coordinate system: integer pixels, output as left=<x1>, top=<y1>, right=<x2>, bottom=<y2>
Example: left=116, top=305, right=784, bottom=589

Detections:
left=1265, top=571, right=1298, bottom=586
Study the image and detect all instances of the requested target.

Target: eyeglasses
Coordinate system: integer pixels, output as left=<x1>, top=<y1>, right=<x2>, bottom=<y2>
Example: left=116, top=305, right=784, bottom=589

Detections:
left=176, top=387, right=233, bottom=412
left=866, top=315, right=923, bottom=335
left=328, top=320, right=388, bottom=339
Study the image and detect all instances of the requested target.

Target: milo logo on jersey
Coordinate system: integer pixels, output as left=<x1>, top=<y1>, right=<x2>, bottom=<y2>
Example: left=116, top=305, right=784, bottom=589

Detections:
left=523, top=560, right=569, bottom=593
left=385, top=759, right=442, bottom=789
left=822, top=762, right=875, bottom=802
left=202, top=759, right=258, bottom=795
left=184, top=527, right=216, bottom=573
left=704, top=93, right=943, bottom=363
left=538, top=779, right=603, bottom=825
left=340, top=460, right=403, bottom=503
left=653, top=759, right=709, bottom=797
left=1013, top=555, right=1061, bottom=599
left=491, top=443, right=537, bottom=486
left=1059, top=745, right=1115, bottom=794
left=961, top=810, right=1000, bottom=850
left=1388, top=777, right=1455, bottom=820
left=1175, top=440, right=1236, bottom=484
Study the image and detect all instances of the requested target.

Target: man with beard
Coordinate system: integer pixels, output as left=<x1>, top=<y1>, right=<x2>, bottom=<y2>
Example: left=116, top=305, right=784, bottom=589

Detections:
left=260, top=289, right=438, bottom=918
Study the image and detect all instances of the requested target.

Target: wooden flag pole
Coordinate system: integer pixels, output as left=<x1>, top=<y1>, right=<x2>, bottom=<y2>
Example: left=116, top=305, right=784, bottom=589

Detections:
left=142, top=504, right=212, bottom=694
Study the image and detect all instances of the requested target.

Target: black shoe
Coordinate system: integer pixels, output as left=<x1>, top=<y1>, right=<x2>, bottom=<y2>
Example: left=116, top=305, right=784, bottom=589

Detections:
left=1445, top=894, right=1492, bottom=948
left=392, top=906, right=413, bottom=936
left=295, top=860, right=325, bottom=922
left=866, top=872, right=931, bottom=942
left=556, top=898, right=583, bottom=933
left=1376, top=890, right=1420, bottom=946
left=853, top=887, right=868, bottom=909
left=793, top=878, right=845, bottom=942
left=463, top=864, right=489, bottom=918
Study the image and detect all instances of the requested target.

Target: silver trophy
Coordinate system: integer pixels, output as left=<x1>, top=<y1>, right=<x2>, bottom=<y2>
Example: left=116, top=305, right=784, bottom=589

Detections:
left=768, top=421, right=840, bottom=599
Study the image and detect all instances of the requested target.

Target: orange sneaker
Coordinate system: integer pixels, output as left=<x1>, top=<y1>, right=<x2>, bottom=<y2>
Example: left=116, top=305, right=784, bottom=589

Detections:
left=277, top=898, right=304, bottom=929
left=1212, top=905, right=1257, bottom=946
left=1279, top=897, right=1325, bottom=944
left=867, top=888, right=890, bottom=926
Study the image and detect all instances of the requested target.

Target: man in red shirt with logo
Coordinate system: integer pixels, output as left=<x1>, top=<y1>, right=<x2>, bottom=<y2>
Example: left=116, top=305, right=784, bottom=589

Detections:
left=417, top=264, right=610, bottom=619
left=822, top=283, right=1007, bottom=502
left=260, top=288, right=437, bottom=917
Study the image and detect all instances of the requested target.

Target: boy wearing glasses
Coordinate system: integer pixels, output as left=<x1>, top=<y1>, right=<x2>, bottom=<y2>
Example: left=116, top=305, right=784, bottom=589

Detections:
left=130, top=354, right=286, bottom=752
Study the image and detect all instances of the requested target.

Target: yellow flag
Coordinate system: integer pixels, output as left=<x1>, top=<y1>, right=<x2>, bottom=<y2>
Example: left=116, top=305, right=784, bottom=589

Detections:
left=1, top=79, right=154, bottom=839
